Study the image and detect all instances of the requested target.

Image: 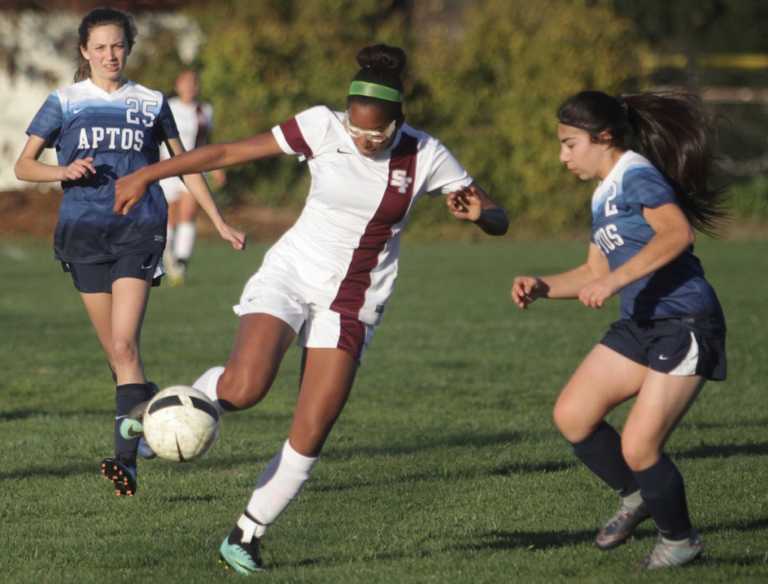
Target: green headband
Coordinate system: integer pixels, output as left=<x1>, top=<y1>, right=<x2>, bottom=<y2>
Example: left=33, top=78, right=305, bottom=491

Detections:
left=348, top=80, right=402, bottom=103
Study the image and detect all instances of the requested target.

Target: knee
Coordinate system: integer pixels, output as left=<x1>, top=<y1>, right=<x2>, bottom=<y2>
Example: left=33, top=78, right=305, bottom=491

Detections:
left=621, top=434, right=660, bottom=471
left=111, top=338, right=138, bottom=366
left=553, top=397, right=590, bottom=442
left=217, top=367, right=271, bottom=409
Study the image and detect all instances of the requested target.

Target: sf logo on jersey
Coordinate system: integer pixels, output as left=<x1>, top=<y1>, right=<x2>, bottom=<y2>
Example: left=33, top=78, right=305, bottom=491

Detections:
left=389, top=169, right=413, bottom=194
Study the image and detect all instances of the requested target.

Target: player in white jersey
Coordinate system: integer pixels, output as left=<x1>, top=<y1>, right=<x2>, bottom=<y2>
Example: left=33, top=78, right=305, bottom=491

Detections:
left=115, top=44, right=508, bottom=572
left=512, top=91, right=727, bottom=569
left=14, top=8, right=245, bottom=498
left=159, top=69, right=226, bottom=284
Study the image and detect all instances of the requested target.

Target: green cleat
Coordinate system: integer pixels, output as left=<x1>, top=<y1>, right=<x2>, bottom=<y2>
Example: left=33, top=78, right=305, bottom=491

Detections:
left=219, top=525, right=265, bottom=575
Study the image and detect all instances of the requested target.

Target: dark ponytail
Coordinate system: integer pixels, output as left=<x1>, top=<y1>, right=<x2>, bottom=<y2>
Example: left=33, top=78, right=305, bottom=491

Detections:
left=74, top=7, right=137, bottom=82
left=558, top=90, right=726, bottom=235
left=347, top=44, right=407, bottom=121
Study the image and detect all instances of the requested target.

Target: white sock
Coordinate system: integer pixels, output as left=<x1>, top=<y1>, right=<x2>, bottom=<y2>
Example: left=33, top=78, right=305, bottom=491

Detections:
left=192, top=366, right=226, bottom=414
left=174, top=221, right=196, bottom=262
left=621, top=490, right=644, bottom=510
left=166, top=225, right=176, bottom=252
left=241, top=440, right=318, bottom=538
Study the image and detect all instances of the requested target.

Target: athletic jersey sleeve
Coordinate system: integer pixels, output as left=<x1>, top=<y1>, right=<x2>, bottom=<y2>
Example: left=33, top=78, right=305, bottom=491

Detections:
left=424, top=139, right=473, bottom=195
left=271, top=105, right=331, bottom=159
left=622, top=166, right=677, bottom=209
left=26, top=92, right=63, bottom=148
left=155, top=98, right=180, bottom=143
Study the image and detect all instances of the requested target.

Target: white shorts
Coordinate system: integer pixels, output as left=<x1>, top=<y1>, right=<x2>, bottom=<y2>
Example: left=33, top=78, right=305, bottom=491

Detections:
left=233, top=280, right=375, bottom=362
left=160, top=176, right=187, bottom=203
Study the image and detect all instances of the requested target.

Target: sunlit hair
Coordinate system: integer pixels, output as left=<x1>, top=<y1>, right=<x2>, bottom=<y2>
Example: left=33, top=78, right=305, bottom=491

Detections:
left=558, top=90, right=727, bottom=235
left=74, top=7, right=137, bottom=82
left=347, top=44, right=406, bottom=122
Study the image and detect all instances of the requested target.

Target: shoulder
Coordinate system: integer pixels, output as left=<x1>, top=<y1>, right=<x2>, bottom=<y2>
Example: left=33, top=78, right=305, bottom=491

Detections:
left=295, top=105, right=337, bottom=124
left=620, top=152, right=675, bottom=203
left=400, top=124, right=449, bottom=158
left=56, top=80, right=91, bottom=104
left=622, top=157, right=671, bottom=191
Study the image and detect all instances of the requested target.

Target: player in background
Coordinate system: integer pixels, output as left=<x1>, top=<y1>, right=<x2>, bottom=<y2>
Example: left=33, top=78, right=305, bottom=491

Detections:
left=512, top=90, right=727, bottom=569
left=114, top=44, right=508, bottom=573
left=14, top=7, right=245, bottom=497
left=159, top=69, right=227, bottom=285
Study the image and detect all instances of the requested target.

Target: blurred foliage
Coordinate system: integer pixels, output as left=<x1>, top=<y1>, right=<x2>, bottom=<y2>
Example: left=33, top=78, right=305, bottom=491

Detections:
left=124, top=0, right=761, bottom=234
left=409, top=0, right=640, bottom=231
left=186, top=0, right=411, bottom=207
left=727, top=176, right=768, bottom=220
left=612, top=0, right=768, bottom=56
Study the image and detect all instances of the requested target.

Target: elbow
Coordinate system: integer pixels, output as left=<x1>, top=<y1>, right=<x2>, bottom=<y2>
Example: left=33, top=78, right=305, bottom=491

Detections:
left=13, top=161, right=24, bottom=181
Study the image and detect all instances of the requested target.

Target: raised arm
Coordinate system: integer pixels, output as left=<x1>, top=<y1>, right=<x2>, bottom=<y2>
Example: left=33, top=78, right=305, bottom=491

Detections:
left=114, top=132, right=284, bottom=215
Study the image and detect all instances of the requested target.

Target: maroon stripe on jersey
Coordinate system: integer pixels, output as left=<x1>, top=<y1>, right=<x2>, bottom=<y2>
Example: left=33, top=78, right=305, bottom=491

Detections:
left=337, top=314, right=366, bottom=361
left=280, top=118, right=313, bottom=158
left=331, top=133, right=418, bottom=319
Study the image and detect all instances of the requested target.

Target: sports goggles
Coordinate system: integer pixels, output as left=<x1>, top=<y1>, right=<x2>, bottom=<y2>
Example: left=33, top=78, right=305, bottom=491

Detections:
left=344, top=115, right=397, bottom=144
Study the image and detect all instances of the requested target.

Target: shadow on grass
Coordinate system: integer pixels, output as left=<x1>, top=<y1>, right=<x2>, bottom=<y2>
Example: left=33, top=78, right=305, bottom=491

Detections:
left=0, top=408, right=112, bottom=422
left=679, top=418, right=768, bottom=431
left=162, top=494, right=216, bottom=504
left=676, top=441, right=768, bottom=460
left=0, top=461, right=94, bottom=480
left=323, top=430, right=525, bottom=460
left=272, top=517, right=768, bottom=571
left=446, top=516, right=768, bottom=556
left=3, top=436, right=765, bottom=485
left=311, top=459, right=573, bottom=493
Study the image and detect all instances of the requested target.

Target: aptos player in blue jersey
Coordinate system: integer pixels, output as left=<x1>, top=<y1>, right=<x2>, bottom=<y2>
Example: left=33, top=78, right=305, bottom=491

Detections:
left=14, top=8, right=245, bottom=497
left=512, top=91, right=726, bottom=569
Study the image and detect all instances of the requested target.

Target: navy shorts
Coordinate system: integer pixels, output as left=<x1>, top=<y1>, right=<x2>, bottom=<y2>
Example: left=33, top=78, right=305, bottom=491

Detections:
left=62, top=252, right=163, bottom=293
left=600, top=315, right=727, bottom=381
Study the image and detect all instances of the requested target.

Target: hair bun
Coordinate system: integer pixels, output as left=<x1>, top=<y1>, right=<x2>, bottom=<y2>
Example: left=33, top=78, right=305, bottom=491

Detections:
left=356, top=44, right=406, bottom=76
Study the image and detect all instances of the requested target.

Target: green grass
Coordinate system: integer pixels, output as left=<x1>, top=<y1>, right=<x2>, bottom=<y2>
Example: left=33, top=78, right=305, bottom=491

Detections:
left=1, top=238, right=767, bottom=583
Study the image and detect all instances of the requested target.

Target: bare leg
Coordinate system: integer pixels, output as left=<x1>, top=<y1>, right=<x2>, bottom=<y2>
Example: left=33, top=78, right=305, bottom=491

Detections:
left=109, top=277, right=151, bottom=384
left=553, top=344, right=647, bottom=442
left=289, top=347, right=358, bottom=456
left=80, top=291, right=116, bottom=372
left=621, top=373, right=704, bottom=471
left=216, top=313, right=297, bottom=409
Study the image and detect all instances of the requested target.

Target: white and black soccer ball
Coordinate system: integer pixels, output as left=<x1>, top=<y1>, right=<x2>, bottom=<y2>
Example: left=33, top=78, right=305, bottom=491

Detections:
left=143, top=385, right=220, bottom=462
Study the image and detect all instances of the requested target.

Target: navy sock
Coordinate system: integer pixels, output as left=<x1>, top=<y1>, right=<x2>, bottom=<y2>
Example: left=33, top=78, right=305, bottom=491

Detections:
left=572, top=421, right=639, bottom=497
left=114, top=383, right=153, bottom=465
left=633, top=455, right=692, bottom=540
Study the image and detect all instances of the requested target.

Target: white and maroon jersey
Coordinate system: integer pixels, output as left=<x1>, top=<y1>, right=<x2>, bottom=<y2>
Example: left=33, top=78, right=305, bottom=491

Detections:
left=159, top=97, right=213, bottom=159
left=259, top=105, right=473, bottom=325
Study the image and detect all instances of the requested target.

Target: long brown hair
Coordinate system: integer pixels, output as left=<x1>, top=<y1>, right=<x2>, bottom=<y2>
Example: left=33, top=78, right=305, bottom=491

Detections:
left=74, top=7, right=137, bottom=82
left=558, top=90, right=727, bottom=235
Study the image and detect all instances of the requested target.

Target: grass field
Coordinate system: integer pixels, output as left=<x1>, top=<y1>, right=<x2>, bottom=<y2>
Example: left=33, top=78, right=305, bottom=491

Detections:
left=1, top=237, right=766, bottom=583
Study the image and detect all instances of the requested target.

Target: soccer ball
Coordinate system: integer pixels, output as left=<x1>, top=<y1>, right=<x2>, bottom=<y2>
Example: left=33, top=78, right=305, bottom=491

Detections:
left=142, top=385, right=220, bottom=462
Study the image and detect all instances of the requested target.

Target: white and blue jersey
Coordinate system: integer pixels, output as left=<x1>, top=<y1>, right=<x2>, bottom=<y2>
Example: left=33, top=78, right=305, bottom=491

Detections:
left=591, top=151, right=722, bottom=321
left=26, top=79, right=179, bottom=263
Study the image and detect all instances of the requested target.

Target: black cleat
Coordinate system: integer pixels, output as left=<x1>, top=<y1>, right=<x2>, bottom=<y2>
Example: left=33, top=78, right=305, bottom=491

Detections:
left=100, top=457, right=137, bottom=497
